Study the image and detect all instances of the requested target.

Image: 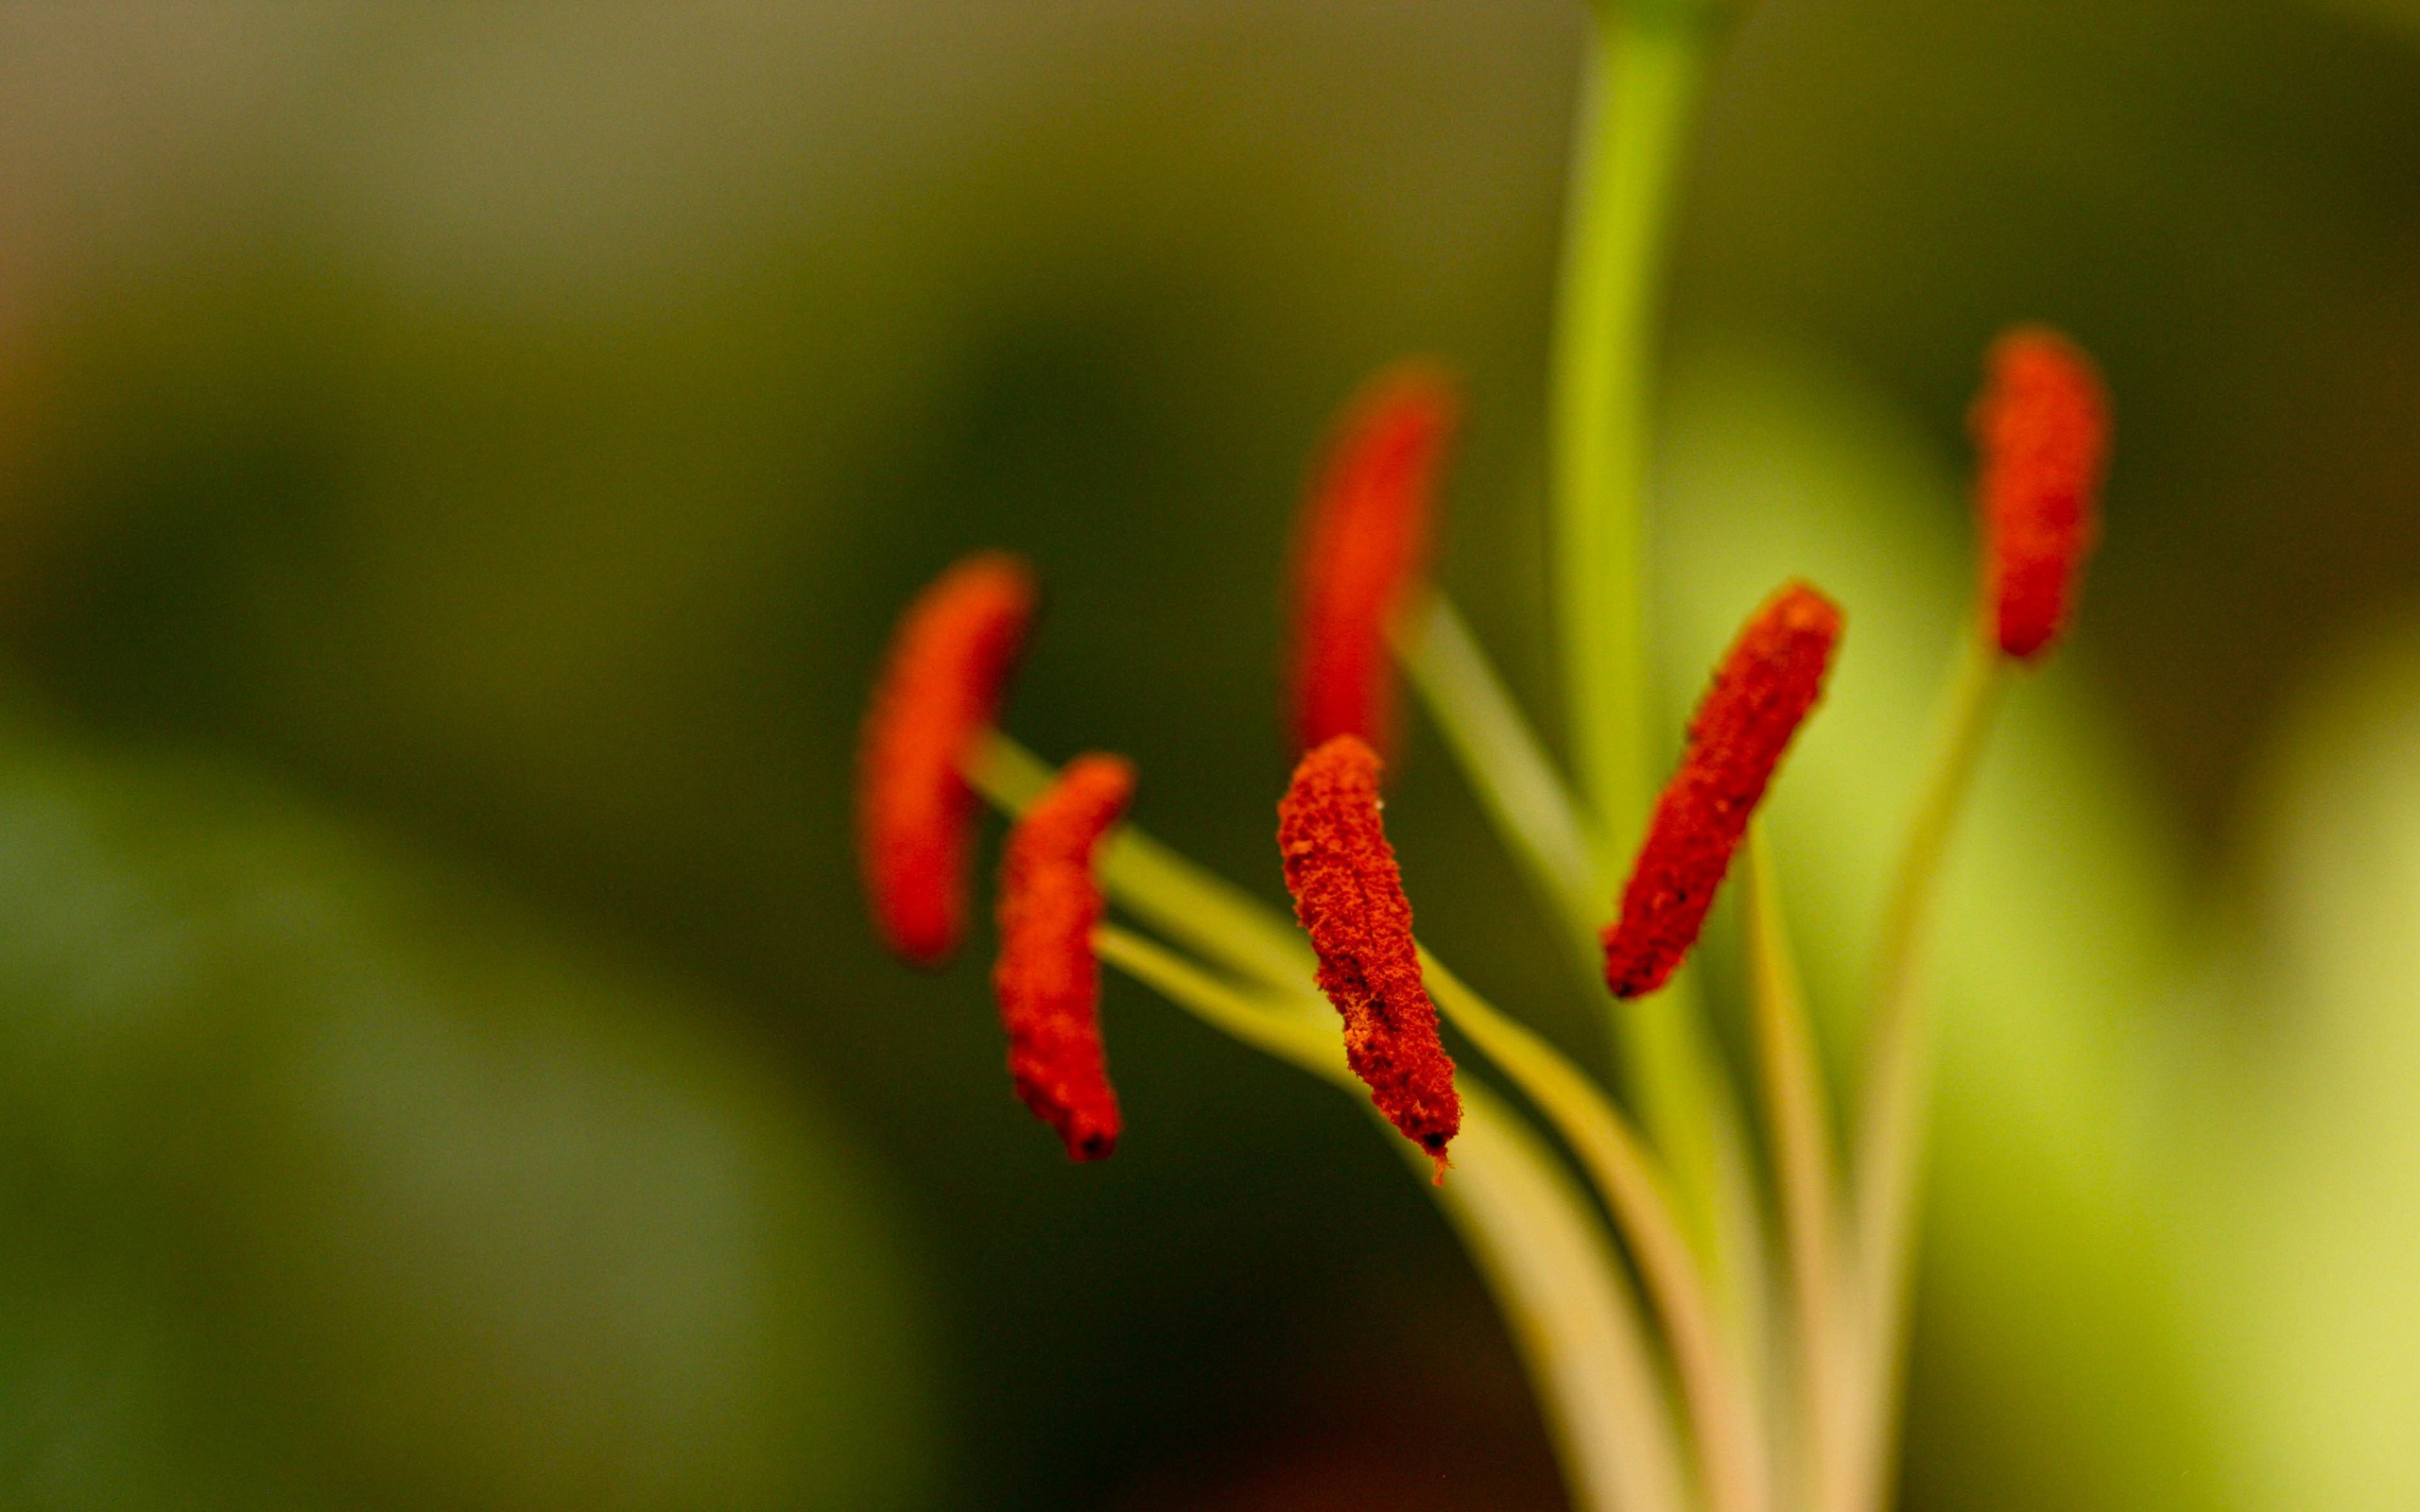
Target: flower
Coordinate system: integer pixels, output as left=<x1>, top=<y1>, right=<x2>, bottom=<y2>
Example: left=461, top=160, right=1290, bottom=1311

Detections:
left=853, top=2, right=2112, bottom=1500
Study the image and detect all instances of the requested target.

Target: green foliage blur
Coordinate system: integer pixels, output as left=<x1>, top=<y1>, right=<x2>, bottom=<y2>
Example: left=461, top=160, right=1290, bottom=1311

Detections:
left=3, top=3, right=2420, bottom=1509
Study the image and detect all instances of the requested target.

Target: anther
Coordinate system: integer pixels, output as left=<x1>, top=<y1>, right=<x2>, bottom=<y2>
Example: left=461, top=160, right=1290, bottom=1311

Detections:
left=858, top=552, right=1038, bottom=965
left=1288, top=362, right=1461, bottom=762
left=1973, top=326, right=2110, bottom=662
left=1278, top=734, right=1461, bottom=1177
left=1602, top=582, right=1843, bottom=1000
left=994, top=754, right=1132, bottom=1160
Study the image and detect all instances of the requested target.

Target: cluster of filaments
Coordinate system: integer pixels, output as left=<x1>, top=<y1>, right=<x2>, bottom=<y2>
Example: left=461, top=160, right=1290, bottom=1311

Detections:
left=857, top=328, right=2107, bottom=1512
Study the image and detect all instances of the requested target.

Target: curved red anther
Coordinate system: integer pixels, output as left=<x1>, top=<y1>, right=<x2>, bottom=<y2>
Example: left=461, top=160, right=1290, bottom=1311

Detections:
left=1974, top=326, right=2110, bottom=662
left=1279, top=734, right=1461, bottom=1176
left=858, top=552, right=1038, bottom=965
left=994, top=754, right=1132, bottom=1160
left=1602, top=582, right=1843, bottom=1000
left=1288, top=362, right=1461, bottom=762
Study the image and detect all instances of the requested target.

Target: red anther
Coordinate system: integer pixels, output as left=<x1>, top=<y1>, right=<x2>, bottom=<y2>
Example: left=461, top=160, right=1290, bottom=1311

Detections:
left=1602, top=582, right=1843, bottom=1000
left=1973, top=326, right=2110, bottom=661
left=1288, top=362, right=1461, bottom=761
left=1278, top=735, right=1461, bottom=1176
left=858, top=552, right=1039, bottom=966
left=994, top=754, right=1132, bottom=1161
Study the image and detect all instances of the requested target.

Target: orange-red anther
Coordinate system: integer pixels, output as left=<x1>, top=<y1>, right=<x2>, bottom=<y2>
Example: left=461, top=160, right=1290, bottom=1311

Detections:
left=994, top=754, right=1132, bottom=1161
left=1278, top=735, right=1461, bottom=1177
left=1288, top=362, right=1461, bottom=761
left=1973, top=326, right=2110, bottom=661
left=1602, top=582, right=1843, bottom=1000
left=858, top=552, right=1039, bottom=966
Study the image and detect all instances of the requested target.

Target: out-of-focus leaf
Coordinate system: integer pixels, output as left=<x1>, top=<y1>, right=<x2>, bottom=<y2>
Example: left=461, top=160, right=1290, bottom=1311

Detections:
left=0, top=714, right=939, bottom=1512
left=2215, top=627, right=2420, bottom=1511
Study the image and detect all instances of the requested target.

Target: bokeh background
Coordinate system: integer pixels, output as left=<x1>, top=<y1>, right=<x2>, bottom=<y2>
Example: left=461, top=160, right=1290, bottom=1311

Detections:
left=5, top=1, right=2420, bottom=1508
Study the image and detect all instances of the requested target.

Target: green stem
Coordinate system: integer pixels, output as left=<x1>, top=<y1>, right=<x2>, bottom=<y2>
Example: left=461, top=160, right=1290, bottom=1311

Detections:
left=1845, top=632, right=2007, bottom=1512
left=1550, top=0, right=1740, bottom=1297
left=1552, top=2, right=1711, bottom=863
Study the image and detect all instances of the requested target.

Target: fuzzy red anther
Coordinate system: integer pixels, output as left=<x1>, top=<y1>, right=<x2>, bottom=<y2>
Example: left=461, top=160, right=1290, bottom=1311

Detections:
left=994, top=754, right=1132, bottom=1160
left=858, top=552, right=1039, bottom=966
left=1602, top=582, right=1843, bottom=1000
left=1278, top=734, right=1461, bottom=1176
left=1973, top=326, right=2110, bottom=661
left=1288, top=362, right=1461, bottom=762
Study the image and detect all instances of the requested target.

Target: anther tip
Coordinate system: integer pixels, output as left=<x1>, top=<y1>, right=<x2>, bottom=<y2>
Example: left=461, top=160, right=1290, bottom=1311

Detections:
left=1974, top=324, right=2109, bottom=662
left=1599, top=579, right=1843, bottom=999
left=1288, top=363, right=1463, bottom=761
left=859, top=550, right=1044, bottom=965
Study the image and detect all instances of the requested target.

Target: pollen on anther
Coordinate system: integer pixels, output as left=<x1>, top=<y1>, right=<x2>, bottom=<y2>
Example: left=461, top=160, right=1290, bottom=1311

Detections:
left=1288, top=362, right=1461, bottom=762
left=858, top=552, right=1038, bottom=966
left=1602, top=582, right=1842, bottom=1001
left=1278, top=734, right=1461, bottom=1172
left=994, top=754, right=1132, bottom=1161
left=1973, top=326, right=2110, bottom=662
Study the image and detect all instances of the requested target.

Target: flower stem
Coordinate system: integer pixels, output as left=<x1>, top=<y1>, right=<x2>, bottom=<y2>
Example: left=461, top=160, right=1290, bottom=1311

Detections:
left=1553, top=2, right=1710, bottom=862
left=1845, top=631, right=2007, bottom=1512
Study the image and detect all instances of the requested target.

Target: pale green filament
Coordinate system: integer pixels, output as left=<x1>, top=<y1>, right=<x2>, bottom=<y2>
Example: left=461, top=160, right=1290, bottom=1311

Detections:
left=1847, top=631, right=2008, bottom=1512
left=1093, top=925, right=1338, bottom=1080
left=1397, top=598, right=1761, bottom=1318
left=1425, top=949, right=1769, bottom=1512
left=1093, top=925, right=1689, bottom=1512
left=1421, top=1079, right=1694, bottom=1512
left=975, top=729, right=1315, bottom=990
left=1746, top=830, right=1858, bottom=1512
left=1394, top=593, right=1602, bottom=973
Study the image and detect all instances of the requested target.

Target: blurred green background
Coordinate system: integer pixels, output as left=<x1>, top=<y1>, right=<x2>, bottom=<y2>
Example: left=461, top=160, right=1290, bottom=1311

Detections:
left=5, top=2, right=2420, bottom=1508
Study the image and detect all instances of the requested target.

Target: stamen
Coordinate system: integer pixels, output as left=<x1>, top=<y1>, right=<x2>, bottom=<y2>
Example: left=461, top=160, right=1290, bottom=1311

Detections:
left=1277, top=734, right=1462, bottom=1177
left=1602, top=582, right=1842, bottom=1000
left=994, top=754, right=1133, bottom=1160
left=1973, top=326, right=2110, bottom=661
left=1288, top=362, right=1461, bottom=761
left=858, top=552, right=1039, bottom=965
